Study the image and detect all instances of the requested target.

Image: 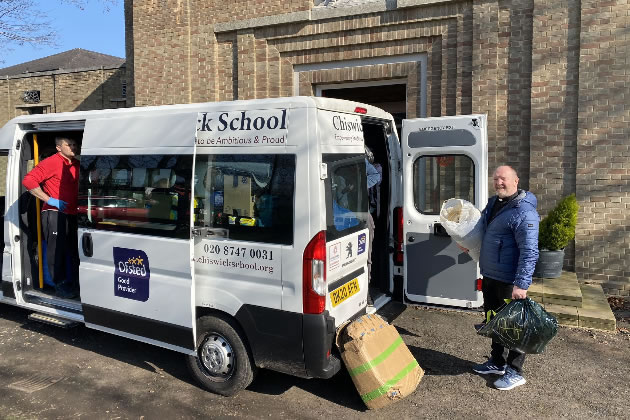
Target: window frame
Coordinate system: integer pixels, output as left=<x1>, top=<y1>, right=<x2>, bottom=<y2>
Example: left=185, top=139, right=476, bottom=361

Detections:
left=193, top=153, right=296, bottom=246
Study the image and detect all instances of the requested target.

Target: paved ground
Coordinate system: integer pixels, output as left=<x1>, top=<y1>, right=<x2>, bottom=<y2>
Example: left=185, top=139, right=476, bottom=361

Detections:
left=0, top=301, right=628, bottom=420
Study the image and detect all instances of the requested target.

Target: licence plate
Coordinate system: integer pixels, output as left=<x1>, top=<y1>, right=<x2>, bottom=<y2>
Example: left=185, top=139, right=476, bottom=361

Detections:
left=330, top=278, right=360, bottom=307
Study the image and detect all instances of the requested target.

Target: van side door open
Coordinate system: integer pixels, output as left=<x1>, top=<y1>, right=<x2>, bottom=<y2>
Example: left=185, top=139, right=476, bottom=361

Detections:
left=77, top=113, right=196, bottom=353
left=401, top=115, right=488, bottom=308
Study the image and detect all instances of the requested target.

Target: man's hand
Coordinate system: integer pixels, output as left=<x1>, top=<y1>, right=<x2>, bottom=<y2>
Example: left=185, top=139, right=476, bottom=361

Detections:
left=47, top=197, right=67, bottom=212
left=512, top=285, right=527, bottom=299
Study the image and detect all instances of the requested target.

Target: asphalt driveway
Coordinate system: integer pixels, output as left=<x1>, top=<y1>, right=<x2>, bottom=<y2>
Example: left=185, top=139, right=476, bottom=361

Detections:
left=0, top=301, right=628, bottom=419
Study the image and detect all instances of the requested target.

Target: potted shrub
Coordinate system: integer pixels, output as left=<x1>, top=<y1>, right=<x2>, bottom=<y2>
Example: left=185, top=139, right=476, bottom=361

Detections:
left=533, top=194, right=579, bottom=278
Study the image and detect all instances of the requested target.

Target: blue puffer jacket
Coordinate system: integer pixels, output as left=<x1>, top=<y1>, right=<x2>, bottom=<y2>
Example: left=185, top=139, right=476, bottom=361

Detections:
left=479, top=190, right=540, bottom=290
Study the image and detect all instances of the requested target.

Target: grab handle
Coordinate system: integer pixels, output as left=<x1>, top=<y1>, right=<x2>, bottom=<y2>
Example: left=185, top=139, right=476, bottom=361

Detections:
left=82, top=232, right=93, bottom=257
left=434, top=223, right=450, bottom=237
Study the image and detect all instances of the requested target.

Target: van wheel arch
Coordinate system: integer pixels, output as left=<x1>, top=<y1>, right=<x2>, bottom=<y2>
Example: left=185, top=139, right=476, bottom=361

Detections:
left=187, top=311, right=257, bottom=396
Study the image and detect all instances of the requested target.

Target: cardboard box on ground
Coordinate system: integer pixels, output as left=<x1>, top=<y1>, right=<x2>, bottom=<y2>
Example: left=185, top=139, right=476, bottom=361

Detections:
left=336, top=314, right=424, bottom=409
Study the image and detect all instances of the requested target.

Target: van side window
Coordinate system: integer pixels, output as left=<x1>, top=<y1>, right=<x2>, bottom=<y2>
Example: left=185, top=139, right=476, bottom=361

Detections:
left=413, top=155, right=475, bottom=214
left=194, top=154, right=295, bottom=245
left=324, top=153, right=368, bottom=241
left=78, top=155, right=193, bottom=239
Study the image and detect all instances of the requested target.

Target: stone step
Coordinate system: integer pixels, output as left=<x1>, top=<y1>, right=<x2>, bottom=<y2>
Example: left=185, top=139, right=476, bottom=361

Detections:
left=536, top=283, right=616, bottom=332
left=577, top=283, right=617, bottom=331
left=529, top=271, right=583, bottom=308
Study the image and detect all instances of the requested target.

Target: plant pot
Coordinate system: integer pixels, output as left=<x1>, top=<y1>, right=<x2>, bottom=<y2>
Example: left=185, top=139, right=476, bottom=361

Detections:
left=533, top=249, right=565, bottom=278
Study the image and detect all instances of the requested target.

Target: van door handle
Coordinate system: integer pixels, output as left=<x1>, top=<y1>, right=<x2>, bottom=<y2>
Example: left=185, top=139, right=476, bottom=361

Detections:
left=82, top=233, right=93, bottom=257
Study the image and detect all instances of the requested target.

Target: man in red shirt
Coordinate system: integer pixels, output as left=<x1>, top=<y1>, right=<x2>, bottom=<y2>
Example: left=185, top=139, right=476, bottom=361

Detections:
left=23, top=136, right=80, bottom=299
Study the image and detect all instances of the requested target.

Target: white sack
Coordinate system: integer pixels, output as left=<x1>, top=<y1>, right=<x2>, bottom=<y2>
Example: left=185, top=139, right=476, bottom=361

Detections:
left=439, top=198, right=484, bottom=261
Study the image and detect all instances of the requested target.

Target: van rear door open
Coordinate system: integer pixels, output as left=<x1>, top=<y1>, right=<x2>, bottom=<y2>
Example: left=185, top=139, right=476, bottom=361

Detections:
left=401, top=115, right=488, bottom=308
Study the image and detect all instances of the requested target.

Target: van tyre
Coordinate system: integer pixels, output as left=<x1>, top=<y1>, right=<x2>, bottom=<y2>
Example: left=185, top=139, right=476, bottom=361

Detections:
left=187, top=315, right=256, bottom=396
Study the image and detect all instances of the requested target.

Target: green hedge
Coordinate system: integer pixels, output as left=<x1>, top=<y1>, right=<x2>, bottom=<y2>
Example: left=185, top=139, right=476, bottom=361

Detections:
left=538, top=194, right=578, bottom=250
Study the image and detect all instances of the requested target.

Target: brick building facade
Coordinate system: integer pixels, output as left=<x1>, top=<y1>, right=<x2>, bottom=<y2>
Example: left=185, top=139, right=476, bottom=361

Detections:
left=126, top=0, right=629, bottom=294
left=0, top=49, right=128, bottom=127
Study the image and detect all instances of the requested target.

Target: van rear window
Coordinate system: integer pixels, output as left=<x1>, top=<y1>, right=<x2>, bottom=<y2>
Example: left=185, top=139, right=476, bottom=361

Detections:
left=194, top=154, right=295, bottom=245
left=324, top=154, right=368, bottom=241
left=413, top=154, right=475, bottom=214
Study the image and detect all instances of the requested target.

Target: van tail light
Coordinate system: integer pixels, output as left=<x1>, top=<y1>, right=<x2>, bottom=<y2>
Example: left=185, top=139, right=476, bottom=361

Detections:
left=354, top=107, right=367, bottom=114
left=476, top=278, right=483, bottom=291
left=303, top=231, right=327, bottom=314
left=394, top=207, right=404, bottom=265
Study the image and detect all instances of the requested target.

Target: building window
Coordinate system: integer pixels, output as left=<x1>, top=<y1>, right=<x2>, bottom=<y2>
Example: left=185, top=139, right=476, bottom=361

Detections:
left=121, top=80, right=127, bottom=98
left=22, top=90, right=41, bottom=104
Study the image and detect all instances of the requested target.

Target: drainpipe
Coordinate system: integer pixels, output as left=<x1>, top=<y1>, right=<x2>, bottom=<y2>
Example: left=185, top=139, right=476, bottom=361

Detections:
left=52, top=73, right=57, bottom=112
left=101, top=66, right=105, bottom=109
left=187, top=0, right=192, bottom=103
left=6, top=75, right=10, bottom=118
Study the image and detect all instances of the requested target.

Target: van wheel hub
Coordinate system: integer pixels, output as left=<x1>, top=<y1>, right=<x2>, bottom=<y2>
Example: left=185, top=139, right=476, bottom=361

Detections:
left=200, top=333, right=234, bottom=380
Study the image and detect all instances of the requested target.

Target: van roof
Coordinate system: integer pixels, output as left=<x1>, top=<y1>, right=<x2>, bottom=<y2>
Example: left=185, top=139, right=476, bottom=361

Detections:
left=4, top=96, right=393, bottom=126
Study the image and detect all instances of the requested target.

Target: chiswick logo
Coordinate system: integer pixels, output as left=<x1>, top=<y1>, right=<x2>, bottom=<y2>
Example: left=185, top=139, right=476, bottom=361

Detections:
left=113, top=247, right=150, bottom=302
left=332, top=115, right=363, bottom=133
left=325, top=112, right=363, bottom=144
left=196, top=109, right=289, bottom=146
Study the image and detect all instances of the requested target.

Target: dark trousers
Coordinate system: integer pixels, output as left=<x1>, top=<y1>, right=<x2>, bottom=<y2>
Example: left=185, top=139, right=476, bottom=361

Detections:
left=482, top=276, right=526, bottom=373
left=42, top=210, right=79, bottom=290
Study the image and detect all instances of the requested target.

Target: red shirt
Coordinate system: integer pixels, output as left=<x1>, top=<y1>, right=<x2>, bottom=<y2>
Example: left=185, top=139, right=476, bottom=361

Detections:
left=22, top=153, right=80, bottom=215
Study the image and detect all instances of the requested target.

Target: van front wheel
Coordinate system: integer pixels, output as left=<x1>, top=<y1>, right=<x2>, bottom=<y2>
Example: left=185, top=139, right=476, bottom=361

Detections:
left=187, top=315, right=256, bottom=396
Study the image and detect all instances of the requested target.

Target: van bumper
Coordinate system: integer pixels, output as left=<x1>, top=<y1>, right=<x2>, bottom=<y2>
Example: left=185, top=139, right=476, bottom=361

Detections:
left=303, top=310, right=340, bottom=379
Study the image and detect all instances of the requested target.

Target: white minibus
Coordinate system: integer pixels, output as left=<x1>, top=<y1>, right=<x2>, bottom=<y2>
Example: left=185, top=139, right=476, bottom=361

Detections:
left=0, top=96, right=487, bottom=395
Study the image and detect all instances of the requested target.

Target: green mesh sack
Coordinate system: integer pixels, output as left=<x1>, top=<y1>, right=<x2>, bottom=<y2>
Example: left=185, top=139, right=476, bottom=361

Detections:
left=478, top=298, right=558, bottom=354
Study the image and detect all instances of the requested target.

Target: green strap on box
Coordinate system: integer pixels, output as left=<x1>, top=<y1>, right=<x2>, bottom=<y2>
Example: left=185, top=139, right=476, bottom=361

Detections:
left=360, top=359, right=420, bottom=403
left=349, top=336, right=403, bottom=377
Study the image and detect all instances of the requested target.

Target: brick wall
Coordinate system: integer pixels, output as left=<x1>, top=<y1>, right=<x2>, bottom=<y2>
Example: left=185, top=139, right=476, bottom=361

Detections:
left=530, top=0, right=580, bottom=270
left=0, top=67, right=128, bottom=127
left=127, top=0, right=630, bottom=294
left=576, top=0, right=630, bottom=296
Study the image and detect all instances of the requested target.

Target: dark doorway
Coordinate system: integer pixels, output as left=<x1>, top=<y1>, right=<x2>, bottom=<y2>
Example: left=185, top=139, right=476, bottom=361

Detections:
left=320, top=83, right=406, bottom=134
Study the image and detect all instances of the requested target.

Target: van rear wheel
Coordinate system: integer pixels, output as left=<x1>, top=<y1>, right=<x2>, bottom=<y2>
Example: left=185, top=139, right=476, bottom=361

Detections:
left=187, top=315, right=256, bottom=396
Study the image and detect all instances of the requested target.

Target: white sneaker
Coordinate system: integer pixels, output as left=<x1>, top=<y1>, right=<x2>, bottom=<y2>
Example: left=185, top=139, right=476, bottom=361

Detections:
left=494, top=367, right=526, bottom=390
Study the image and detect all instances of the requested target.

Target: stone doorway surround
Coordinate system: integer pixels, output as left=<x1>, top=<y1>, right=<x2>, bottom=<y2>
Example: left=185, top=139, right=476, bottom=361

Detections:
left=294, top=54, right=427, bottom=119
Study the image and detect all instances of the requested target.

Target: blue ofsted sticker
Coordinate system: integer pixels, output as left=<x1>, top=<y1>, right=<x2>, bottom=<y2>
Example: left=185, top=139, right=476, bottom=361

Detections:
left=358, top=233, right=366, bottom=255
left=113, top=247, right=150, bottom=302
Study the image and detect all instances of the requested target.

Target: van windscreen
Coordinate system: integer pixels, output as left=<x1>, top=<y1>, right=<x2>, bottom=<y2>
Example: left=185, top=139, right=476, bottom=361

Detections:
left=324, top=153, right=368, bottom=241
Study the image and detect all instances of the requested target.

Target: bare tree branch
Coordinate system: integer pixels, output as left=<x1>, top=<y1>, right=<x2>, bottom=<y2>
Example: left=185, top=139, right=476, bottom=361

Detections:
left=0, top=0, right=118, bottom=59
left=60, top=0, right=118, bottom=12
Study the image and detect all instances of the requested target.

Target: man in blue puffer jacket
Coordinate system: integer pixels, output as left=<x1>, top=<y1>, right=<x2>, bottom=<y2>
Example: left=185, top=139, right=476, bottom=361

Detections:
left=472, top=165, right=539, bottom=390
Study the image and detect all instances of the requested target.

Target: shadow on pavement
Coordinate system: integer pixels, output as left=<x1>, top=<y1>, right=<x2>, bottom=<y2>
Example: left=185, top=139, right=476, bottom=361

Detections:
left=407, top=345, right=475, bottom=376
left=248, top=368, right=367, bottom=411
left=3, top=304, right=197, bottom=387
left=377, top=300, right=407, bottom=323
left=2, top=304, right=366, bottom=409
